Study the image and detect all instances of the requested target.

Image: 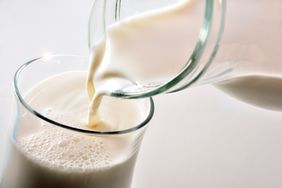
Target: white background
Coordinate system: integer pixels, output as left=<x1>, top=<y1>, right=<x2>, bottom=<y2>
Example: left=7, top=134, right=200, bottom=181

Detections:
left=0, top=0, right=282, bottom=187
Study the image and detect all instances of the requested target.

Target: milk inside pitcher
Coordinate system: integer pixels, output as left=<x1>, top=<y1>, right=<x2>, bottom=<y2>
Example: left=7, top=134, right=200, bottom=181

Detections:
left=88, top=0, right=282, bottom=110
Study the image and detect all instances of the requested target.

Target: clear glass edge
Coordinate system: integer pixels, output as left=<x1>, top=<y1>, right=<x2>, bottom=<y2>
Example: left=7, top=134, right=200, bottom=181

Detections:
left=13, top=55, right=155, bottom=136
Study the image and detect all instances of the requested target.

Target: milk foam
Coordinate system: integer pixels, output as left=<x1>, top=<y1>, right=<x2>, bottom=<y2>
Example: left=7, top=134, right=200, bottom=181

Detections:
left=18, top=126, right=111, bottom=172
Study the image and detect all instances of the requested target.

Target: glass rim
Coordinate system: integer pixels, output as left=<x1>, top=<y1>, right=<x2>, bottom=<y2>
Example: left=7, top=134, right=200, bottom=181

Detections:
left=13, top=54, right=155, bottom=135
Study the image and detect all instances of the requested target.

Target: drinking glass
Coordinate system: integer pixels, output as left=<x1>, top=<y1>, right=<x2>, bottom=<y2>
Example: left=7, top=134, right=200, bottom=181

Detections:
left=0, top=55, right=154, bottom=188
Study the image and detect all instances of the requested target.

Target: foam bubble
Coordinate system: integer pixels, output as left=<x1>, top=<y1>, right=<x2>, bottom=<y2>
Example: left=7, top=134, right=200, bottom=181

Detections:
left=18, top=126, right=112, bottom=172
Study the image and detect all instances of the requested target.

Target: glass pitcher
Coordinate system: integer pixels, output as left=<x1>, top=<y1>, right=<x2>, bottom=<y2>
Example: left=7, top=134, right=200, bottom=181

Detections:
left=88, top=0, right=282, bottom=110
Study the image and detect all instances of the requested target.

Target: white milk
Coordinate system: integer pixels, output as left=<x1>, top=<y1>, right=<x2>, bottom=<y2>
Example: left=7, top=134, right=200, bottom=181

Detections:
left=217, top=75, right=282, bottom=111
left=2, top=72, right=143, bottom=188
left=88, top=0, right=198, bottom=81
